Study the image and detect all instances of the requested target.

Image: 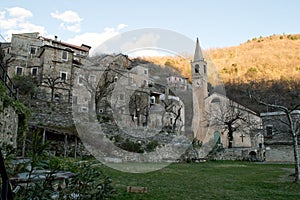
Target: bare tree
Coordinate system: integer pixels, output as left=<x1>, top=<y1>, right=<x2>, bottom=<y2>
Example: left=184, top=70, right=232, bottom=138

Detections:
left=161, top=98, right=183, bottom=133
left=249, top=91, right=300, bottom=182
left=129, top=89, right=150, bottom=126
left=95, top=65, right=128, bottom=113
left=77, top=70, right=98, bottom=111
left=41, top=76, right=70, bottom=102
left=209, top=100, right=258, bottom=148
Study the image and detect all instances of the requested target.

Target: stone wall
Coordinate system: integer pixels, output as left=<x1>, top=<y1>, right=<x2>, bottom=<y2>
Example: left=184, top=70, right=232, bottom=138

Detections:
left=0, top=97, right=19, bottom=148
left=29, top=99, right=74, bottom=129
left=265, top=145, right=295, bottom=162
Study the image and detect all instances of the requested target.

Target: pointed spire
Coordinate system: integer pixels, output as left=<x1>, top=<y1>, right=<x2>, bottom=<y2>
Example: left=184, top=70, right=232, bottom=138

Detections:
left=193, top=38, right=204, bottom=62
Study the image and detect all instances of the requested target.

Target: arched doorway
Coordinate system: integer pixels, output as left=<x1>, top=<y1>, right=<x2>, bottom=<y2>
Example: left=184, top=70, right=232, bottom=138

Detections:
left=214, top=131, right=221, bottom=145
left=249, top=151, right=257, bottom=161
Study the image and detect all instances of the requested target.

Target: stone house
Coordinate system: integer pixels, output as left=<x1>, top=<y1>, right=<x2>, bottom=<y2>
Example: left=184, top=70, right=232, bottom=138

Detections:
left=0, top=32, right=92, bottom=156
left=2, top=32, right=91, bottom=102
left=260, top=110, right=300, bottom=162
left=97, top=53, right=133, bottom=68
left=96, top=61, right=150, bottom=125
left=91, top=54, right=186, bottom=134
left=166, top=75, right=188, bottom=91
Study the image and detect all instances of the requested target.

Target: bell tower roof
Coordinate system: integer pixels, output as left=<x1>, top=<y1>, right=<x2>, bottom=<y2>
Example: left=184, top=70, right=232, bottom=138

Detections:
left=193, top=38, right=204, bottom=62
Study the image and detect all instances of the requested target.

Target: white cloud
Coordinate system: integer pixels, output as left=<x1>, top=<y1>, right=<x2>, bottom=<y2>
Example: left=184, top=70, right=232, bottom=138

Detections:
left=0, top=11, right=5, bottom=19
left=60, top=23, right=81, bottom=33
left=51, top=10, right=82, bottom=23
left=117, top=24, right=128, bottom=31
left=67, top=24, right=128, bottom=56
left=51, top=10, right=82, bottom=33
left=6, top=7, right=32, bottom=19
left=0, top=7, right=47, bottom=41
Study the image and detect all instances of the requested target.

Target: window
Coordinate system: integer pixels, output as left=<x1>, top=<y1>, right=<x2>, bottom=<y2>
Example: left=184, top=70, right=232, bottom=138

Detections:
left=99, top=109, right=103, bottom=113
left=150, top=96, right=155, bottom=104
left=170, top=118, right=173, bottom=125
left=204, top=64, right=207, bottom=74
left=62, top=51, right=68, bottom=61
left=129, top=77, right=134, bottom=84
left=120, top=93, right=125, bottom=101
left=78, top=75, right=83, bottom=85
left=31, top=67, right=38, bottom=76
left=89, top=75, right=95, bottom=83
left=81, top=107, right=88, bottom=113
left=54, top=94, right=61, bottom=102
left=60, top=72, right=67, bottom=81
left=114, top=76, right=118, bottom=82
left=16, top=66, right=23, bottom=76
left=120, top=107, right=125, bottom=114
left=195, top=64, right=200, bottom=73
left=144, top=69, right=148, bottom=75
left=266, top=125, right=273, bottom=138
left=29, top=46, right=37, bottom=55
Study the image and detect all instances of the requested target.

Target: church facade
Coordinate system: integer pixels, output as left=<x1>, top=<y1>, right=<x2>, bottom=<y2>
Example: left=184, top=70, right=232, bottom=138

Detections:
left=191, top=39, right=263, bottom=160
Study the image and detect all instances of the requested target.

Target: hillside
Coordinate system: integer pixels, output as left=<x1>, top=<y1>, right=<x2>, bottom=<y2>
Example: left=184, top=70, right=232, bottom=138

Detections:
left=137, top=34, right=300, bottom=113
left=139, top=33, right=300, bottom=84
left=208, top=33, right=300, bottom=83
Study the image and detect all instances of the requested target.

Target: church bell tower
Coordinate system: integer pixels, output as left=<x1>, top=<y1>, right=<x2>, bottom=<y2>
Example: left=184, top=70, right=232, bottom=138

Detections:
left=191, top=38, right=208, bottom=141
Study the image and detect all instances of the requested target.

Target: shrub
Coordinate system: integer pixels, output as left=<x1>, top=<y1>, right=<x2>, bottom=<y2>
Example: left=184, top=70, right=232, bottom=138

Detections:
left=120, top=139, right=144, bottom=153
left=12, top=75, right=37, bottom=96
left=146, top=140, right=159, bottom=152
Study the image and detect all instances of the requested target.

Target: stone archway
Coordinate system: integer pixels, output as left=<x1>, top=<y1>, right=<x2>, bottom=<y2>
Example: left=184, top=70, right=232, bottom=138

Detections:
left=249, top=151, right=257, bottom=161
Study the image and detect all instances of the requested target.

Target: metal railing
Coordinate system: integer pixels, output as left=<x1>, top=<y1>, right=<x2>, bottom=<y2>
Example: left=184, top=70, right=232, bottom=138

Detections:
left=0, top=63, right=18, bottom=100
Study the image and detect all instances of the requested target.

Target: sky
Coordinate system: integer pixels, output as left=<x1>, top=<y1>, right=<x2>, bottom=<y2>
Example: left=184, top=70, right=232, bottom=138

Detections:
left=1, top=0, right=300, bottom=56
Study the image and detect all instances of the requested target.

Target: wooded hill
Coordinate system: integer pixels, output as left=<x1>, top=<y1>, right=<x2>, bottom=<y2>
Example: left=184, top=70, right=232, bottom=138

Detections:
left=136, top=33, right=300, bottom=113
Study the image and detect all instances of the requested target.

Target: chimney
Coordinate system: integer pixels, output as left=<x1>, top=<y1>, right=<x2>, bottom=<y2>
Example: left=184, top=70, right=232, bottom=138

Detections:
left=54, top=35, right=58, bottom=41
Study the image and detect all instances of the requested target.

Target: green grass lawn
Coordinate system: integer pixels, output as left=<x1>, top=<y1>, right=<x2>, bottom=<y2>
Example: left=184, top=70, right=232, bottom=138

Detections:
left=100, top=161, right=300, bottom=200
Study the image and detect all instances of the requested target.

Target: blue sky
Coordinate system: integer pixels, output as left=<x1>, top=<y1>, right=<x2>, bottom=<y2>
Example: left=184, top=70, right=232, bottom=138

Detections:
left=1, top=0, right=300, bottom=55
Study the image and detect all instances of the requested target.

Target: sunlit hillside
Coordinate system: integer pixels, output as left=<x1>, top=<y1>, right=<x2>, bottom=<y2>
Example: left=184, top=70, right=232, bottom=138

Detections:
left=139, top=34, right=300, bottom=84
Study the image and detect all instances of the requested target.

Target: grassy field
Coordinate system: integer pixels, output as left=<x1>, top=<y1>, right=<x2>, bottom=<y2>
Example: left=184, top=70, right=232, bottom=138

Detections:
left=100, top=161, right=300, bottom=200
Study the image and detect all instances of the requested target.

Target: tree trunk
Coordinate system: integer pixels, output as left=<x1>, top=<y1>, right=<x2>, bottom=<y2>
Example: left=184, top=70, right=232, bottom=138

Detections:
left=74, top=137, right=77, bottom=159
left=228, top=125, right=233, bottom=148
left=287, top=112, right=300, bottom=182
left=64, top=134, right=68, bottom=158
left=51, top=86, right=54, bottom=102
left=292, top=134, right=300, bottom=182
left=42, top=128, right=46, bottom=144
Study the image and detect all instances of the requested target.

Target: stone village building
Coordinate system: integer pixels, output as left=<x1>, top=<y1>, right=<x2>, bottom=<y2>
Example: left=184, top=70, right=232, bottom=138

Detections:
left=75, top=54, right=186, bottom=135
left=1, top=32, right=186, bottom=156
left=1, top=32, right=91, bottom=156
left=260, top=110, right=300, bottom=162
left=166, top=75, right=188, bottom=91
left=4, top=32, right=91, bottom=102
left=3, top=32, right=285, bottom=162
